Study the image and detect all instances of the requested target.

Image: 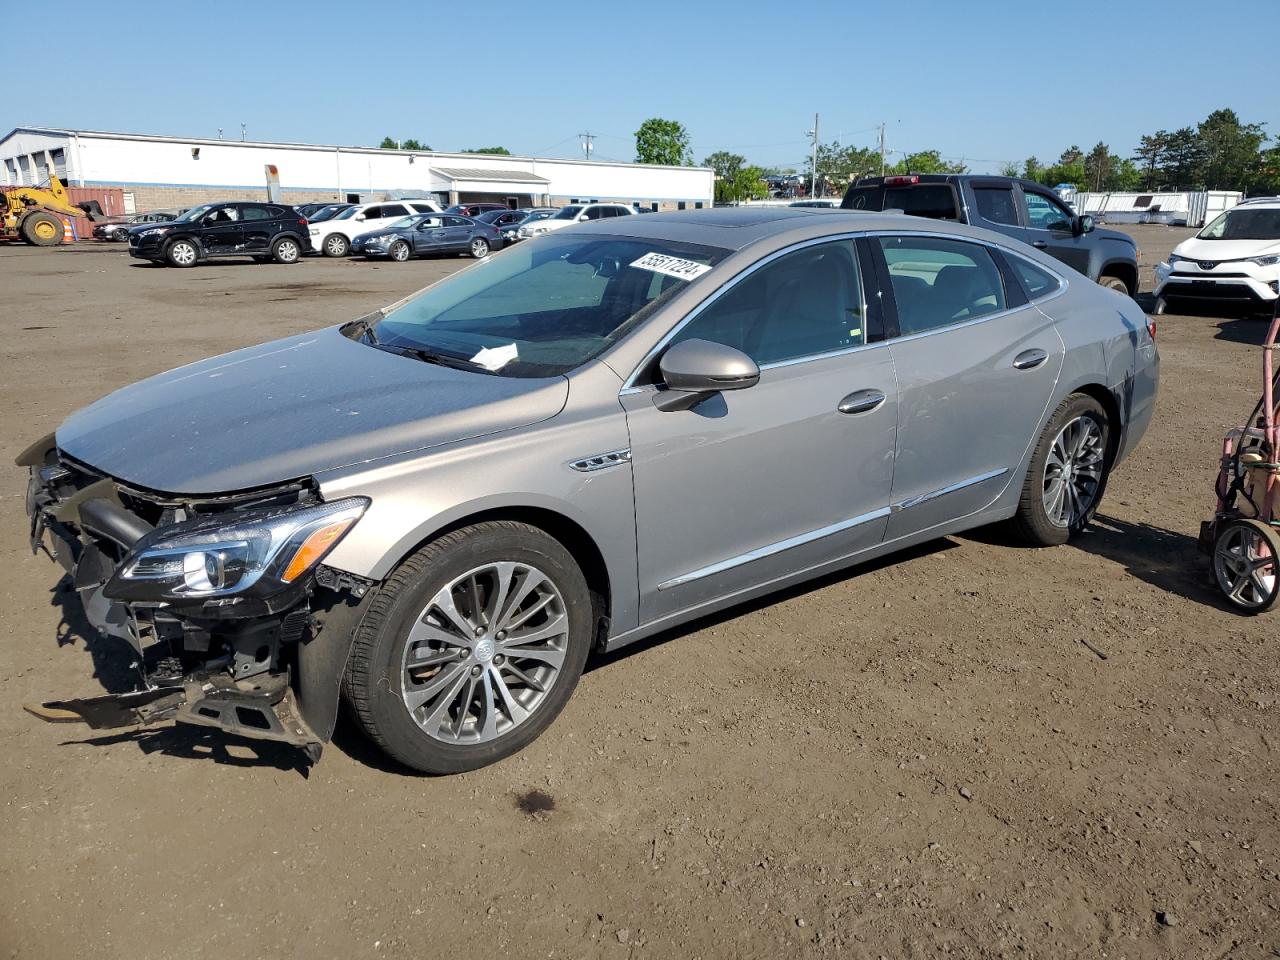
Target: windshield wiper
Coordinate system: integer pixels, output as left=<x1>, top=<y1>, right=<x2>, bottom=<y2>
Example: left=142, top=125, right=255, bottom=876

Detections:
left=348, top=316, right=380, bottom=345
left=386, top=344, right=489, bottom=373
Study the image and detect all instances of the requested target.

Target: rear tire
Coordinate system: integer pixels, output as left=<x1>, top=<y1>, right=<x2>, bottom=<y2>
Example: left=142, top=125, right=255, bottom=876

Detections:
left=470, top=237, right=490, bottom=259
left=21, top=212, right=62, bottom=246
left=343, top=521, right=593, bottom=774
left=323, top=234, right=350, bottom=258
left=1213, top=518, right=1280, bottom=613
left=1011, top=393, right=1111, bottom=546
left=165, top=238, right=199, bottom=267
left=271, top=236, right=301, bottom=264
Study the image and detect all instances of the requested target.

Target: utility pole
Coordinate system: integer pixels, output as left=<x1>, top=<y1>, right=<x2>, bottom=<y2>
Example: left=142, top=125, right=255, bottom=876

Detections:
left=240, top=122, right=246, bottom=142
left=579, top=131, right=594, bottom=160
left=217, top=128, right=223, bottom=140
left=878, top=122, right=886, bottom=177
left=808, top=113, right=819, bottom=198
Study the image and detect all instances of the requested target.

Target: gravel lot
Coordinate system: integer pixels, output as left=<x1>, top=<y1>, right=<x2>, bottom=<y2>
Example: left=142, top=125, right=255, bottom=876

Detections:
left=2, top=227, right=1277, bottom=959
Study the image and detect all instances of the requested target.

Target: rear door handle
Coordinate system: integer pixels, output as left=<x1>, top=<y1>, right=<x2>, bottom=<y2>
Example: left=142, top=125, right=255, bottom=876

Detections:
left=838, top=389, right=887, bottom=415
left=1013, top=348, right=1048, bottom=370
left=1031, top=240, right=1048, bottom=249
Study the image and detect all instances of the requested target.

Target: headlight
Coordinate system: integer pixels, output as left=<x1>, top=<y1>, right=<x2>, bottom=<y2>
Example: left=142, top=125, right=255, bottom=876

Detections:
left=1250, top=254, right=1280, bottom=267
left=309, top=227, right=320, bottom=235
left=140, top=227, right=169, bottom=238
left=1167, top=253, right=1183, bottom=266
left=105, top=497, right=369, bottom=601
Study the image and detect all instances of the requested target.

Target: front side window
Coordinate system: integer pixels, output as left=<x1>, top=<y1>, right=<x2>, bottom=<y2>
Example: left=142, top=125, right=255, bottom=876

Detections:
left=360, top=205, right=383, bottom=220
left=373, top=234, right=729, bottom=377
left=553, top=205, right=583, bottom=221
left=878, top=236, right=1006, bottom=335
left=1199, top=207, right=1280, bottom=241
left=974, top=186, right=1018, bottom=225
left=382, top=204, right=410, bottom=218
left=1024, top=192, right=1073, bottom=231
left=668, top=240, right=865, bottom=366
left=205, top=206, right=238, bottom=223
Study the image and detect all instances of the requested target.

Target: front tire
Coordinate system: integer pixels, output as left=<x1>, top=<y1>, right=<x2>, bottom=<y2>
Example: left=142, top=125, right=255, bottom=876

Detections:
left=271, top=236, right=301, bottom=264
left=1011, top=393, right=1111, bottom=546
left=21, top=212, right=62, bottom=246
left=165, top=239, right=199, bottom=267
left=344, top=521, right=593, bottom=774
left=1099, top=275, right=1130, bottom=296
left=112, top=227, right=130, bottom=242
left=390, top=240, right=411, bottom=262
left=1213, top=518, right=1280, bottom=613
left=322, top=233, right=350, bottom=258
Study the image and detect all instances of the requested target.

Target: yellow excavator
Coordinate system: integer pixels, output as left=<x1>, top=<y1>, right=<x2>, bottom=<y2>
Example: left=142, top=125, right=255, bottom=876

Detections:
left=2, top=174, right=102, bottom=245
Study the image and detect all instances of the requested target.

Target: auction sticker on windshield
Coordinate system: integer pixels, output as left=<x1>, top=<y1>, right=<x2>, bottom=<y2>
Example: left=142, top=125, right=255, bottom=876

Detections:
left=630, top=252, right=712, bottom=281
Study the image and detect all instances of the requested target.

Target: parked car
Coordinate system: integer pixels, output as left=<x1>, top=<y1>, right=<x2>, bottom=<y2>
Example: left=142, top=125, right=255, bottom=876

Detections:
left=842, top=174, right=1139, bottom=295
left=1154, top=197, right=1280, bottom=315
left=516, top=202, right=634, bottom=239
left=499, top=208, right=556, bottom=243
left=22, top=207, right=1157, bottom=773
left=310, top=200, right=442, bottom=257
left=352, top=213, right=504, bottom=261
left=93, top=211, right=178, bottom=241
left=295, top=202, right=338, bottom=219
left=790, top=199, right=839, bottom=208
left=306, top=203, right=353, bottom=223
left=444, top=202, right=511, bottom=217
left=127, top=201, right=312, bottom=266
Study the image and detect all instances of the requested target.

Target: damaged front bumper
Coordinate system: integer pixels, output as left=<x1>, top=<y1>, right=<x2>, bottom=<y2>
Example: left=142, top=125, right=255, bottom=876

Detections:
left=18, top=434, right=374, bottom=766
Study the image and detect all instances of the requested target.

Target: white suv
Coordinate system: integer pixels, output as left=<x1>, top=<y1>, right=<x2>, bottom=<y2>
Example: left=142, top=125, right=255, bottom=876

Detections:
left=311, top=199, right=441, bottom=257
left=1155, top=197, right=1280, bottom=315
left=517, top=202, right=634, bottom=239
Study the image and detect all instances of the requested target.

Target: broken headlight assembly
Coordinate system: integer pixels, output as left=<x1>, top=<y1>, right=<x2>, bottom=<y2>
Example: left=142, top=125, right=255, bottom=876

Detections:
left=104, top=496, right=369, bottom=602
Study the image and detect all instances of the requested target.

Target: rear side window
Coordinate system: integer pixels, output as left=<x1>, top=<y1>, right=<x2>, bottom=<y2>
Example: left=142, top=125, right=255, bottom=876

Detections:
left=410, top=203, right=436, bottom=213
left=241, top=205, right=273, bottom=221
left=877, top=236, right=1006, bottom=336
left=883, top=185, right=960, bottom=220
left=444, top=216, right=469, bottom=227
left=584, top=206, right=607, bottom=220
left=1009, top=256, right=1060, bottom=299
left=668, top=240, right=865, bottom=365
left=974, top=187, right=1018, bottom=225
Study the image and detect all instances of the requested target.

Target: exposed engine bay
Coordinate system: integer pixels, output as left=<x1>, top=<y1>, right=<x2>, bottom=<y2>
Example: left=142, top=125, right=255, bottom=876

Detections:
left=18, top=433, right=375, bottom=764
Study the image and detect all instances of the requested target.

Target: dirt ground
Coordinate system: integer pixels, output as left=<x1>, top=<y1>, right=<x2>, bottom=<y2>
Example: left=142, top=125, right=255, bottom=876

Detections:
left=1, top=227, right=1277, bottom=960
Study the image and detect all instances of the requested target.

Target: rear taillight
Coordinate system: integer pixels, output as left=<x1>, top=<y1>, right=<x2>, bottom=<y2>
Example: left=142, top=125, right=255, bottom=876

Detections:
left=1146, top=316, right=1156, bottom=341
left=299, top=218, right=309, bottom=228
left=885, top=175, right=920, bottom=186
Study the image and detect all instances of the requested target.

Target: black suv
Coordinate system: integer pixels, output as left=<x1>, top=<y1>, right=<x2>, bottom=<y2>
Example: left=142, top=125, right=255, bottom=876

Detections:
left=842, top=175, right=1138, bottom=295
left=128, top=201, right=312, bottom=267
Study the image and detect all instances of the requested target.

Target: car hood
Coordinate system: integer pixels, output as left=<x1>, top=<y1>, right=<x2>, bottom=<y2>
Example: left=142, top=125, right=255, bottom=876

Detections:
left=1173, top=236, right=1280, bottom=261
left=56, top=326, right=568, bottom=494
left=1093, top=225, right=1135, bottom=247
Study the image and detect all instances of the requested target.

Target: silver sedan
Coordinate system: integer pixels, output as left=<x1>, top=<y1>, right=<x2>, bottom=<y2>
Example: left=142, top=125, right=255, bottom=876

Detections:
left=22, top=208, right=1158, bottom=773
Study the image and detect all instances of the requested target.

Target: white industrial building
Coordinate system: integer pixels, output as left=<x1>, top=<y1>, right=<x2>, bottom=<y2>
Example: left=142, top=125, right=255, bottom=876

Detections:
left=0, top=126, right=714, bottom=213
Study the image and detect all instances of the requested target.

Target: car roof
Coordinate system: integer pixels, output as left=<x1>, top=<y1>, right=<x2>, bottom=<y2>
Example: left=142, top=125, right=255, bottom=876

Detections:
left=567, top=206, right=1023, bottom=253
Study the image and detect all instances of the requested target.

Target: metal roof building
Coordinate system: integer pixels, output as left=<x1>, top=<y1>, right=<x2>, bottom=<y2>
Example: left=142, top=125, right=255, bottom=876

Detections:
left=0, top=126, right=714, bottom=213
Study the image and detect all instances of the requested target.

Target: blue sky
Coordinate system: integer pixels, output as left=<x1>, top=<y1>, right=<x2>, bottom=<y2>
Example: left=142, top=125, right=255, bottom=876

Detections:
left=12, top=0, right=1275, bottom=173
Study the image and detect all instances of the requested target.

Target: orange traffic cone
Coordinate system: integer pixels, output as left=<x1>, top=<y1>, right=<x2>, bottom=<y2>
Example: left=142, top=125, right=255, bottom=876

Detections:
left=61, top=218, right=74, bottom=244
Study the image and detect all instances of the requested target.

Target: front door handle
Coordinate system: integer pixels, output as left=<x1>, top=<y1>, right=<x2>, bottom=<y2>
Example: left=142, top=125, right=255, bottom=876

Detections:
left=1031, top=240, right=1048, bottom=249
left=1013, top=348, right=1048, bottom=370
left=838, top=389, right=886, bottom=415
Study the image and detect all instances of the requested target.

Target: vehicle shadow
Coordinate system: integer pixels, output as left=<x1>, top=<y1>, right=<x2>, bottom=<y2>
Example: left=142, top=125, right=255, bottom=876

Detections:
left=1214, top=316, right=1273, bottom=345
left=50, top=578, right=138, bottom=694
left=585, top=538, right=959, bottom=675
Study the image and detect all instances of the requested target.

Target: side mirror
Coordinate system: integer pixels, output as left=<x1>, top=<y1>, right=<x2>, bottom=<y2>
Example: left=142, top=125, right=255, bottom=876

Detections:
left=1074, top=214, right=1094, bottom=235
left=578, top=213, right=590, bottom=222
left=654, top=339, right=759, bottom=412
left=355, top=213, right=367, bottom=221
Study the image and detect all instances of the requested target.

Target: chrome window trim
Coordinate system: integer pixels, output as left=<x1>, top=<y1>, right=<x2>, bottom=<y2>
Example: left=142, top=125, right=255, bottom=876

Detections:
left=620, top=233, right=870, bottom=391
left=657, top=506, right=890, bottom=591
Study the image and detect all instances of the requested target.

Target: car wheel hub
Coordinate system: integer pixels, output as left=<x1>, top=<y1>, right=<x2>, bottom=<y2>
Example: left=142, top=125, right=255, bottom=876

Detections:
left=400, top=561, right=567, bottom=744
left=1043, top=415, right=1103, bottom=528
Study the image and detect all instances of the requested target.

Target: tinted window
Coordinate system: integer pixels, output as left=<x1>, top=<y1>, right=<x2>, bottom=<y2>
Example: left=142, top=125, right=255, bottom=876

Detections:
left=877, top=236, right=1006, bottom=336
left=444, top=216, right=469, bottom=227
left=1024, top=192, right=1073, bottom=231
left=382, top=204, right=410, bottom=218
left=410, top=203, right=436, bottom=213
left=361, top=205, right=383, bottom=219
left=1009, top=256, right=1060, bottom=299
left=884, top=185, right=960, bottom=220
left=974, top=187, right=1018, bottom=225
left=241, top=205, right=273, bottom=221
left=669, top=241, right=865, bottom=366
left=843, top=186, right=882, bottom=210
left=584, top=206, right=607, bottom=220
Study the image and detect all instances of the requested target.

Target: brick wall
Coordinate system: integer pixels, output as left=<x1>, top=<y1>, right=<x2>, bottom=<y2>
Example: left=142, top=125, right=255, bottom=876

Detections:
left=122, top=186, right=348, bottom=211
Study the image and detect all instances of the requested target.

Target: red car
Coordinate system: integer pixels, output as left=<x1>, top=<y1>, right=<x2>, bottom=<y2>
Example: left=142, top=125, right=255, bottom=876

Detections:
left=444, top=202, right=511, bottom=217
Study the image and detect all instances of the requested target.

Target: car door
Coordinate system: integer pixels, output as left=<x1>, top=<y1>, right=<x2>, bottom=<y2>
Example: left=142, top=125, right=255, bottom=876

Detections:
left=240, top=204, right=277, bottom=252
left=620, top=238, right=898, bottom=623
left=968, top=181, right=1022, bottom=242
left=413, top=215, right=448, bottom=252
left=200, top=204, right=242, bottom=254
left=1019, top=188, right=1090, bottom=274
left=441, top=215, right=474, bottom=250
left=871, top=233, right=1064, bottom=541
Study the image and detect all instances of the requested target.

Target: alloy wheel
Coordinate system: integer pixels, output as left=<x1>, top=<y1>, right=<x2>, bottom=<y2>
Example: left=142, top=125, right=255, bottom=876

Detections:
left=170, top=242, right=196, bottom=266
left=276, top=239, right=298, bottom=263
left=1042, top=414, right=1104, bottom=528
left=391, top=241, right=410, bottom=262
left=1213, top=520, right=1280, bottom=612
left=471, top=238, right=489, bottom=258
left=400, top=562, right=568, bottom=744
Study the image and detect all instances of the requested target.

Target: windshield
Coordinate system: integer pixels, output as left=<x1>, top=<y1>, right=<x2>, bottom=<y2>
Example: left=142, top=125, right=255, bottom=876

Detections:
left=371, top=234, right=730, bottom=377
left=309, top=205, right=344, bottom=222
left=477, top=210, right=510, bottom=223
left=1199, top=207, right=1280, bottom=241
left=174, top=203, right=218, bottom=223
left=388, top=215, right=426, bottom=230
left=333, top=206, right=360, bottom=220
left=552, top=205, right=584, bottom=220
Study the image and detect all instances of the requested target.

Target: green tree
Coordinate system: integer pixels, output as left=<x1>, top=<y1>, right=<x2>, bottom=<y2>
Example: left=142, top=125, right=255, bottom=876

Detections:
left=378, top=137, right=430, bottom=150
left=1108, top=157, right=1142, bottom=191
left=462, top=146, right=511, bottom=155
left=1197, top=108, right=1266, bottom=191
left=1083, top=142, right=1111, bottom=191
left=889, top=150, right=967, bottom=175
left=704, top=151, right=745, bottom=181
left=998, top=161, right=1021, bottom=178
left=1256, top=137, right=1280, bottom=195
left=1160, top=127, right=1205, bottom=190
left=1132, top=131, right=1170, bottom=190
left=379, top=136, right=396, bottom=149
left=634, top=118, right=692, bottom=166
left=816, top=141, right=880, bottom=191
left=1022, top=156, right=1042, bottom=181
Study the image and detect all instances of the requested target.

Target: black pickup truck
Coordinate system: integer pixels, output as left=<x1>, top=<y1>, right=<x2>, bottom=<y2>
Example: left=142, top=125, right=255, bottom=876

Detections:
left=842, top=174, right=1138, bottom=296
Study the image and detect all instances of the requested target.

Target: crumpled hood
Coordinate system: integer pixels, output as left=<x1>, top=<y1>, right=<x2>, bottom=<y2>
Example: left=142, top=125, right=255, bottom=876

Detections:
left=57, top=326, right=568, bottom=494
left=1173, top=236, right=1280, bottom=262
